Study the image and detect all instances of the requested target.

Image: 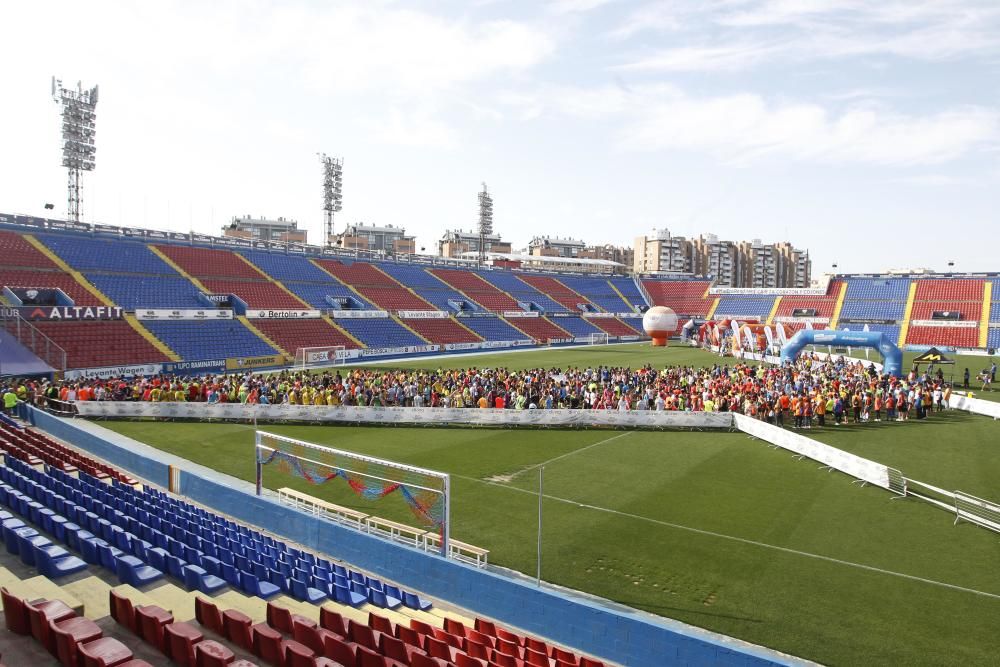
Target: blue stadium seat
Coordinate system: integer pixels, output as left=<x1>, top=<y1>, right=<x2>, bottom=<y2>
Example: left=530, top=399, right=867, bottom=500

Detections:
left=550, top=317, right=603, bottom=338
left=38, top=233, right=177, bottom=274
left=334, top=317, right=426, bottom=348
left=461, top=317, right=529, bottom=342
left=143, top=320, right=277, bottom=360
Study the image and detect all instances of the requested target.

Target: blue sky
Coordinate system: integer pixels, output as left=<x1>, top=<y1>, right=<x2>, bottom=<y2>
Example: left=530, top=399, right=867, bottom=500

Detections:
left=1, top=0, right=998, bottom=274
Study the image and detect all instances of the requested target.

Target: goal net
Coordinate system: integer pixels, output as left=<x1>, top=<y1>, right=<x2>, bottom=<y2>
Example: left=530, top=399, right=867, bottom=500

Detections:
left=588, top=332, right=610, bottom=345
left=254, top=431, right=451, bottom=555
left=293, top=345, right=346, bottom=369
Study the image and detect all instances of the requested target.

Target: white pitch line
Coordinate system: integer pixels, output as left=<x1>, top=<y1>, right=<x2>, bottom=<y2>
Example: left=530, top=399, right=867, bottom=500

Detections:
left=457, top=473, right=1000, bottom=601
left=510, top=432, right=633, bottom=480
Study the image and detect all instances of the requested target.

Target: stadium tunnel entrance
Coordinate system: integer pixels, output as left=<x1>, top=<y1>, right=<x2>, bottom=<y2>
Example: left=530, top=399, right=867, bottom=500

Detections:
left=780, top=329, right=903, bottom=377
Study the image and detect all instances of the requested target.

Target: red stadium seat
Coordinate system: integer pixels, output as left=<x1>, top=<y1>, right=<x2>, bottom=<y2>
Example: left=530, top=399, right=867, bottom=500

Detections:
left=164, top=622, right=204, bottom=667
left=222, top=609, right=254, bottom=650
left=195, top=597, right=224, bottom=635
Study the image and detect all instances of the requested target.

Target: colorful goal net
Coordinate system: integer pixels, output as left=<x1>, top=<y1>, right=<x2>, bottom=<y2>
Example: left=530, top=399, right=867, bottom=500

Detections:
left=254, top=431, right=450, bottom=554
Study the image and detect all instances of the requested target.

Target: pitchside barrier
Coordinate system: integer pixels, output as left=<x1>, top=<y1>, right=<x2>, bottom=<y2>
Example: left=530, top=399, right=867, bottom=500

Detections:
left=74, top=401, right=735, bottom=429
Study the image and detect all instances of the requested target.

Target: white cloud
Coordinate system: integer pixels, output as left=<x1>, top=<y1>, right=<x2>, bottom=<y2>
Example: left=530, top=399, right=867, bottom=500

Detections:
left=548, top=0, right=619, bottom=15
left=616, top=93, right=1000, bottom=165
left=611, top=0, right=1000, bottom=71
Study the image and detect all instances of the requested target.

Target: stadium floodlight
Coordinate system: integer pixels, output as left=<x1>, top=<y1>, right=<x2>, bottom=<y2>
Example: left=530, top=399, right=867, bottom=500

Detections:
left=478, top=182, right=493, bottom=267
left=318, top=153, right=344, bottom=247
left=52, top=76, right=98, bottom=223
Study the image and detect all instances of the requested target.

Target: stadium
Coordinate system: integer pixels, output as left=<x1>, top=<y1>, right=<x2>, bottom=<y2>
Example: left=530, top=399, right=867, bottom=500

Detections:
left=2, top=5, right=1000, bottom=666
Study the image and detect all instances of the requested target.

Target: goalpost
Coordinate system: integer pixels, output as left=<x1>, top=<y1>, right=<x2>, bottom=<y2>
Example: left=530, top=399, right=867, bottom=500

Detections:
left=293, top=345, right=346, bottom=370
left=254, top=431, right=451, bottom=556
left=588, top=332, right=610, bottom=346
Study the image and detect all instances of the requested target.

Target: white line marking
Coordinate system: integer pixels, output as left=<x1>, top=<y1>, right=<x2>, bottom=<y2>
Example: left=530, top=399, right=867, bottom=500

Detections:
left=458, top=473, right=1000, bottom=601
left=510, top=432, right=633, bottom=480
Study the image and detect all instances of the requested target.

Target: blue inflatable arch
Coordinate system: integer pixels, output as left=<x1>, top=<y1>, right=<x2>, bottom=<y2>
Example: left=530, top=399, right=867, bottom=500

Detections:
left=779, top=329, right=903, bottom=377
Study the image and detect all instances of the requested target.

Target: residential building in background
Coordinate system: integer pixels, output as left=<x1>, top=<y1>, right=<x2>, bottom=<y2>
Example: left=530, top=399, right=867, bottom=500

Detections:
left=528, top=235, right=587, bottom=258
left=438, top=229, right=511, bottom=259
left=223, top=215, right=306, bottom=244
left=633, top=229, right=811, bottom=287
left=578, top=243, right=633, bottom=268
left=331, top=223, right=415, bottom=254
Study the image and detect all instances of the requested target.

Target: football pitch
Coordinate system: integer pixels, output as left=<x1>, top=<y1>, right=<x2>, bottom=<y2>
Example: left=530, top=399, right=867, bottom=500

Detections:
left=95, top=345, right=1000, bottom=665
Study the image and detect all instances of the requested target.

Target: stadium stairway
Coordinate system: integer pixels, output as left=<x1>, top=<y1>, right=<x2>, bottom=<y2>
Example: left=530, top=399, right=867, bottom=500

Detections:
left=980, top=281, right=992, bottom=348
left=605, top=280, right=635, bottom=312
left=26, top=235, right=181, bottom=362
left=897, top=280, right=919, bottom=346
left=828, top=280, right=848, bottom=329
left=765, top=297, right=782, bottom=326
left=147, top=245, right=213, bottom=293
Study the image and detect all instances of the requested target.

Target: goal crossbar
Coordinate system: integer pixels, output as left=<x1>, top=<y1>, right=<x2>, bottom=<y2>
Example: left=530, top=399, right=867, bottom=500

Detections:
left=293, top=345, right=346, bottom=369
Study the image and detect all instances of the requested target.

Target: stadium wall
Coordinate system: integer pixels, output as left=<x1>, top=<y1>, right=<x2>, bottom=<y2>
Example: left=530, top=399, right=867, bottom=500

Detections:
left=20, top=404, right=798, bottom=667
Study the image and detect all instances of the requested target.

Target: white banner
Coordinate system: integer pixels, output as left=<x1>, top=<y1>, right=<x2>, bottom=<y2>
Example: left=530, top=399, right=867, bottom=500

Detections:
left=503, top=311, right=539, bottom=318
left=335, top=344, right=442, bottom=360
left=909, top=319, right=977, bottom=328
left=64, top=363, right=164, bottom=380
left=948, top=393, right=1000, bottom=419
left=74, top=401, right=734, bottom=428
left=582, top=313, right=615, bottom=318
left=134, top=309, right=233, bottom=321
left=328, top=310, right=388, bottom=319
left=732, top=414, right=891, bottom=489
left=245, top=309, right=321, bottom=319
left=775, top=316, right=831, bottom=324
left=397, top=310, right=448, bottom=319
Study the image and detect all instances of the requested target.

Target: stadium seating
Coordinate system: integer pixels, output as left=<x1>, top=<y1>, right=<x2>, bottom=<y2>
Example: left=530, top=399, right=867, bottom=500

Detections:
left=988, top=328, right=1000, bottom=348
left=561, top=276, right=635, bottom=312
left=38, top=234, right=177, bottom=275
left=590, top=317, right=641, bottom=337
left=842, top=324, right=901, bottom=342
left=378, top=264, right=481, bottom=313
left=843, top=277, right=911, bottom=301
left=401, top=318, right=481, bottom=344
left=240, top=251, right=332, bottom=283
left=505, top=317, right=570, bottom=342
left=28, top=321, right=169, bottom=369
left=641, top=280, right=712, bottom=317
left=0, top=269, right=103, bottom=306
left=316, top=260, right=435, bottom=311
left=0, top=231, right=58, bottom=269
left=773, top=282, right=842, bottom=319
left=460, top=317, right=530, bottom=342
left=477, top=271, right=564, bottom=312
left=516, top=275, right=594, bottom=312
left=838, top=300, right=906, bottom=321
left=199, top=279, right=306, bottom=309
left=143, top=320, right=277, bottom=360
left=154, top=245, right=262, bottom=280
left=0, top=422, right=135, bottom=483
left=913, top=278, right=984, bottom=303
left=430, top=269, right=521, bottom=313
left=86, top=274, right=206, bottom=310
left=610, top=277, right=644, bottom=309
left=713, top=296, right=775, bottom=319
left=251, top=319, right=361, bottom=354
left=334, top=318, right=427, bottom=349
left=906, top=325, right=979, bottom=348
left=549, top=317, right=603, bottom=338
left=283, top=282, right=373, bottom=310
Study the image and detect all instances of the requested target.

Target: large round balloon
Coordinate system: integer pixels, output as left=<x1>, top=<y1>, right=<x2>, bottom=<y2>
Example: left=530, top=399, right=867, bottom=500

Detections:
left=643, top=306, right=678, bottom=347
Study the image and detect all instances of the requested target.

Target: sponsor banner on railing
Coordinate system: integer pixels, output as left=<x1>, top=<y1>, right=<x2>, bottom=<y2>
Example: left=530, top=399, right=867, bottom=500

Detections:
left=619, top=335, right=642, bottom=341
left=74, top=401, right=735, bottom=429
left=203, top=294, right=232, bottom=306
left=354, top=344, right=440, bottom=358
left=64, top=363, right=164, bottom=380
left=775, top=316, right=830, bottom=324
left=909, top=319, right=978, bottom=328
left=709, top=286, right=827, bottom=296
left=0, top=307, right=18, bottom=319
left=732, top=414, right=891, bottom=488
left=582, top=313, right=615, bottom=318
left=396, top=310, right=449, bottom=319
left=245, top=309, right=321, bottom=319
left=444, top=342, right=482, bottom=351
left=225, top=354, right=287, bottom=370
left=327, top=310, right=389, bottom=319
left=18, top=306, right=123, bottom=321
left=135, top=309, right=233, bottom=321
left=162, top=359, right=227, bottom=374
left=503, top=311, right=539, bottom=318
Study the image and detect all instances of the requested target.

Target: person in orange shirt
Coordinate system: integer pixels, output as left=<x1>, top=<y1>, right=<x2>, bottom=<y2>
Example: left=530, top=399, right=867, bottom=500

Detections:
left=815, top=394, right=826, bottom=427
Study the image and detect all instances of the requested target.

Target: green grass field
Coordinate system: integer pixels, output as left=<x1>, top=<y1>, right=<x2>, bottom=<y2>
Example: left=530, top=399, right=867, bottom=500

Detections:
left=95, top=344, right=1000, bottom=666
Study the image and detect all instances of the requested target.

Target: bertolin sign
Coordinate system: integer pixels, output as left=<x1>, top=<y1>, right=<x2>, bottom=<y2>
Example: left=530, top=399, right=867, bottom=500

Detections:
left=245, top=309, right=321, bottom=319
left=20, top=306, right=123, bottom=321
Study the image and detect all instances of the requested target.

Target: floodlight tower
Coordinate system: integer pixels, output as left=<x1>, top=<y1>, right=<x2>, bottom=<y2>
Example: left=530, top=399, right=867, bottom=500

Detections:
left=477, top=182, right=493, bottom=267
left=318, top=153, right=343, bottom=246
left=52, top=77, right=99, bottom=222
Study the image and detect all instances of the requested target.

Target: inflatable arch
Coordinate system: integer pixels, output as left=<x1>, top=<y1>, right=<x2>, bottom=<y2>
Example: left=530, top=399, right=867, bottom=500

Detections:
left=779, top=329, right=903, bottom=377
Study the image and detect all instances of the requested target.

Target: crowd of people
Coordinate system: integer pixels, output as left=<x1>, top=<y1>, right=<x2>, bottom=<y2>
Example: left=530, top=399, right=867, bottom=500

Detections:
left=2, top=353, right=965, bottom=428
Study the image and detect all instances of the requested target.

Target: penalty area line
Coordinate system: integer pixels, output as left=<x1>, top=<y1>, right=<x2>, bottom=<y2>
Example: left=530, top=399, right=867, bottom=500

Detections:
left=510, top=432, right=633, bottom=481
left=457, top=474, right=1000, bottom=602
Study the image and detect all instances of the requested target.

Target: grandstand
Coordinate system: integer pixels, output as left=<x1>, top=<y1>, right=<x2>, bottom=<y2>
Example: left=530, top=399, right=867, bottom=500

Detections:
left=2, top=220, right=1000, bottom=374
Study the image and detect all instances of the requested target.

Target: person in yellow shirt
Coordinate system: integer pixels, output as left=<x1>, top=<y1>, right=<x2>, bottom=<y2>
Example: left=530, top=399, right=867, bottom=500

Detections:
left=477, top=395, right=488, bottom=409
